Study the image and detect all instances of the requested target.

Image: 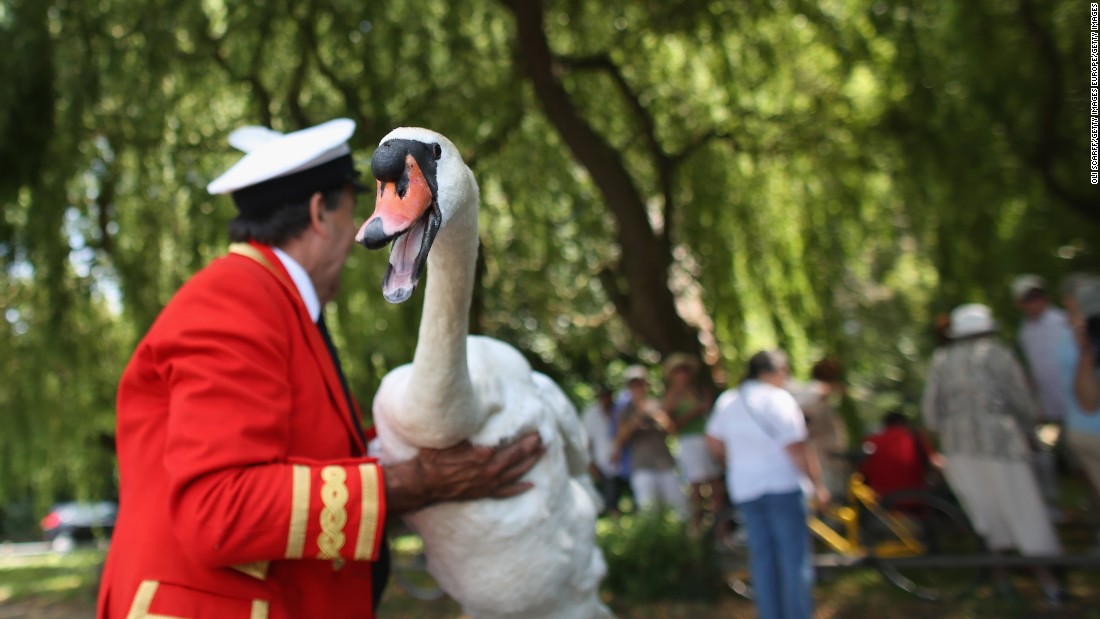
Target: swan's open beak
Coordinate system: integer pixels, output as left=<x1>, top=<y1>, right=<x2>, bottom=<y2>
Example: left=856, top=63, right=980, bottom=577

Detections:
left=355, top=154, right=441, bottom=304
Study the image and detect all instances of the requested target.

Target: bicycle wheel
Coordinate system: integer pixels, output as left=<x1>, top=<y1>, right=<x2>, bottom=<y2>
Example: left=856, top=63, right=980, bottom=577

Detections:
left=705, top=505, right=754, bottom=599
left=388, top=522, right=446, bottom=601
left=866, top=490, right=986, bottom=601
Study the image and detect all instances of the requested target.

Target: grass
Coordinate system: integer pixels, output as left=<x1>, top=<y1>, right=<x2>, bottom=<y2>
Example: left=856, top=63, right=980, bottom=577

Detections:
left=6, top=547, right=1098, bottom=619
left=4, top=486, right=1100, bottom=619
left=2, top=551, right=1100, bottom=618
left=816, top=568, right=1100, bottom=619
left=0, top=551, right=102, bottom=607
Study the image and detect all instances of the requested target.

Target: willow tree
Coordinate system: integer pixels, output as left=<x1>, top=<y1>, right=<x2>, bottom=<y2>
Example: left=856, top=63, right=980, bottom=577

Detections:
left=495, top=0, right=1099, bottom=394
left=1, top=0, right=1097, bottom=516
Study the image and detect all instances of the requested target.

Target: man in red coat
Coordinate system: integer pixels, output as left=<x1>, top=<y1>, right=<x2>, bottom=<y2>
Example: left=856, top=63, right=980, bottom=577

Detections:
left=97, top=119, right=543, bottom=619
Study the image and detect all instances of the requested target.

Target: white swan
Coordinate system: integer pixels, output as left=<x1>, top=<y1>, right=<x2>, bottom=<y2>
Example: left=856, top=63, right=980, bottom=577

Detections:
left=356, top=127, right=611, bottom=619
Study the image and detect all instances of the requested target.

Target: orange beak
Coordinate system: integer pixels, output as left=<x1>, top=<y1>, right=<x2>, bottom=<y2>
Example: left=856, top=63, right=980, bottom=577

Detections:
left=355, top=150, right=443, bottom=304
left=356, top=155, right=433, bottom=248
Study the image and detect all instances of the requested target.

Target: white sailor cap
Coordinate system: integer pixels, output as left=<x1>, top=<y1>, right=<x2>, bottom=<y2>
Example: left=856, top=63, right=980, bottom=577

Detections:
left=207, top=118, right=365, bottom=216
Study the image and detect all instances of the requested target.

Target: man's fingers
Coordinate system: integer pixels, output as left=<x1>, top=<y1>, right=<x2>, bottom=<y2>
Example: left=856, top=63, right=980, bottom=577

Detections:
left=409, top=431, right=544, bottom=506
left=494, top=446, right=543, bottom=487
left=508, top=431, right=542, bottom=453
left=491, top=432, right=543, bottom=470
left=491, top=435, right=544, bottom=480
left=477, top=432, right=542, bottom=497
left=488, top=482, right=535, bottom=499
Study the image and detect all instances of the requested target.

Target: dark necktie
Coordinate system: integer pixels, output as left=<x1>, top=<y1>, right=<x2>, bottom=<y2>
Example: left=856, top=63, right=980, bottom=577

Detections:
left=316, top=314, right=366, bottom=447
left=317, top=315, right=391, bottom=606
left=317, top=315, right=392, bottom=607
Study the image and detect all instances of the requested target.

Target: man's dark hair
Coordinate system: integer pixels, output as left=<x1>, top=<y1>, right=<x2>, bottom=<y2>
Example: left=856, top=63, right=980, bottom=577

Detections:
left=1021, top=287, right=1047, bottom=303
left=810, top=357, right=843, bottom=383
left=882, top=411, right=909, bottom=427
left=228, top=188, right=344, bottom=246
left=746, top=349, right=788, bottom=381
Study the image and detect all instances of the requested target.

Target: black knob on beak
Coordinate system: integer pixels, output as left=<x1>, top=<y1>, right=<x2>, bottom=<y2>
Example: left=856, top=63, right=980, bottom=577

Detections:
left=371, top=141, right=408, bottom=183
left=357, top=217, right=390, bottom=249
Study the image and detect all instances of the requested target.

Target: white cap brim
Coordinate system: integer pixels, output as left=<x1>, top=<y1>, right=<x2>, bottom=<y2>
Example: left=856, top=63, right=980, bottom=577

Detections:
left=207, top=118, right=356, bottom=195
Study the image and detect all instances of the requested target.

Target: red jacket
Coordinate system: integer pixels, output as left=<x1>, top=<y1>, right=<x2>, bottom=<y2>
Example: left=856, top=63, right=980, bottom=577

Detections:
left=98, top=242, right=385, bottom=619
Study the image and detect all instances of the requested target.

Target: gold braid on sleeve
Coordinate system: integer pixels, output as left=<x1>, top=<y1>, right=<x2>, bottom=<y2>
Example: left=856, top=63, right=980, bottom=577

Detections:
left=317, top=466, right=349, bottom=560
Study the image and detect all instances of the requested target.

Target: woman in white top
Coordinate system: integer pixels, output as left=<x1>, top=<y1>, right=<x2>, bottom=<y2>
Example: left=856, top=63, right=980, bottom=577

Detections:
left=706, top=350, right=828, bottom=619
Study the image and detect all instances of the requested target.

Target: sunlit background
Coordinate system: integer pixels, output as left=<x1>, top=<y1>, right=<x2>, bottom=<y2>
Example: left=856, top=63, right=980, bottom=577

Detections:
left=1, top=0, right=1097, bottom=535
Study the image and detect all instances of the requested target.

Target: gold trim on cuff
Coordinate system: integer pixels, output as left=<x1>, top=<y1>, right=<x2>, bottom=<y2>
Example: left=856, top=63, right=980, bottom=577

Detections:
left=354, top=463, right=381, bottom=561
left=317, top=466, right=349, bottom=560
left=250, top=599, right=270, bottom=619
left=286, top=465, right=310, bottom=559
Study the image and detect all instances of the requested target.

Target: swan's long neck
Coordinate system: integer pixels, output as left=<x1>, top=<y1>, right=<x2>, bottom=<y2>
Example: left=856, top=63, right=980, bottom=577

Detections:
left=404, top=174, right=481, bottom=443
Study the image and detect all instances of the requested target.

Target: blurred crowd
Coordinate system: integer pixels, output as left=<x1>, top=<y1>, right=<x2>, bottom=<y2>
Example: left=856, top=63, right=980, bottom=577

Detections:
left=917, top=274, right=1100, bottom=603
left=580, top=272, right=1100, bottom=618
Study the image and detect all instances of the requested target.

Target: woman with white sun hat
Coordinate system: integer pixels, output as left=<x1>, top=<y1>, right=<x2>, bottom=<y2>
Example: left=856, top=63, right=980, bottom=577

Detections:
left=921, top=303, right=1067, bottom=603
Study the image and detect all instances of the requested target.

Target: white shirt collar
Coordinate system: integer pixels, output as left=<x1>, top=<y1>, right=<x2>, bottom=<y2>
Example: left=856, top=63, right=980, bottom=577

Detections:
left=272, top=247, right=321, bottom=322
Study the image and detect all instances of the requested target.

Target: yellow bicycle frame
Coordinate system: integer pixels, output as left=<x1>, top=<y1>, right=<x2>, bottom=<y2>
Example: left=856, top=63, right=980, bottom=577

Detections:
left=807, top=474, right=926, bottom=558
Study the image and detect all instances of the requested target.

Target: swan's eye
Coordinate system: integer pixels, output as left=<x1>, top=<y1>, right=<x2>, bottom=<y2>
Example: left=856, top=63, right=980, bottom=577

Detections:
left=432, top=143, right=442, bottom=160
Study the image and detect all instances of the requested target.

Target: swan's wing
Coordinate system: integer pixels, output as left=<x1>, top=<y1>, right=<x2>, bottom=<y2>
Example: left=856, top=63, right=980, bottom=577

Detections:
left=531, top=372, right=590, bottom=479
left=531, top=372, right=603, bottom=512
left=369, top=366, right=421, bottom=463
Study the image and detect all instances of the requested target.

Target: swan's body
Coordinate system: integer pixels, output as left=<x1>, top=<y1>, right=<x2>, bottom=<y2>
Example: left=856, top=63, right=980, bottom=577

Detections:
left=358, top=128, right=610, bottom=619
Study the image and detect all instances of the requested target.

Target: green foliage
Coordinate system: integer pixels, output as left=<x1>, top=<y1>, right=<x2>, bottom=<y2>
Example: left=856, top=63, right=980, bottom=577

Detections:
left=1, top=0, right=1098, bottom=511
left=598, top=511, right=723, bottom=601
left=0, top=502, right=38, bottom=542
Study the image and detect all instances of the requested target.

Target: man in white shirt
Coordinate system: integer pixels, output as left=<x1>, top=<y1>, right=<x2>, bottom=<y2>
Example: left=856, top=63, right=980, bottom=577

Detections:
left=1015, top=275, right=1071, bottom=422
left=1013, top=274, right=1070, bottom=517
left=706, top=350, right=827, bottom=619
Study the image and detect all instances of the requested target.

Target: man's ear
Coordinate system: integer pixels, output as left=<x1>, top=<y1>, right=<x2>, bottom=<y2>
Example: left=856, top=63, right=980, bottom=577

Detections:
left=308, top=191, right=327, bottom=234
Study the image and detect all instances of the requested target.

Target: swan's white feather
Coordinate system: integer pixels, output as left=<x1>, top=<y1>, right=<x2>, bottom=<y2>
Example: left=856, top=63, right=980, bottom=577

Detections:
left=373, top=337, right=609, bottom=619
left=369, top=127, right=610, bottom=618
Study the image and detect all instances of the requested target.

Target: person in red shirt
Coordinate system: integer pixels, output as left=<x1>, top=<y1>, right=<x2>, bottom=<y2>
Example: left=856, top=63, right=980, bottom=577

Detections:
left=860, top=411, right=938, bottom=497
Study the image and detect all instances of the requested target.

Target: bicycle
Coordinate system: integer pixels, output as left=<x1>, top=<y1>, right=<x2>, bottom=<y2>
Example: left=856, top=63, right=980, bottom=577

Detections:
left=708, top=455, right=986, bottom=602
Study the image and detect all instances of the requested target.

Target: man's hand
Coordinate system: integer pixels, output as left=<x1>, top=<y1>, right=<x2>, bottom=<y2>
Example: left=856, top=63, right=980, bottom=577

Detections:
left=383, top=432, right=544, bottom=515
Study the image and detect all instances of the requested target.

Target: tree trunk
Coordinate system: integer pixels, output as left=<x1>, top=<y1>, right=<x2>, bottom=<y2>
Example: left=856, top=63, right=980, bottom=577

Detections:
left=503, top=0, right=706, bottom=365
